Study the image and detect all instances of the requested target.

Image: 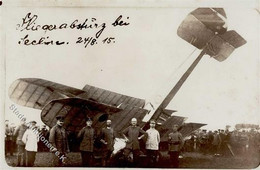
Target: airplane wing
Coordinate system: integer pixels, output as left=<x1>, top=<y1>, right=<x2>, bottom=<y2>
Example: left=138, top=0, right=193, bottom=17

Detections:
left=8, top=78, right=85, bottom=109
left=205, top=30, right=247, bottom=61
left=177, top=8, right=246, bottom=61
left=177, top=8, right=225, bottom=49
left=179, top=122, right=207, bottom=137
left=190, top=8, right=227, bottom=34
left=41, top=97, right=148, bottom=134
left=41, top=98, right=122, bottom=133
left=9, top=78, right=146, bottom=111
left=158, top=115, right=187, bottom=142
left=9, top=78, right=148, bottom=135
left=79, top=84, right=146, bottom=109
left=79, top=84, right=148, bottom=134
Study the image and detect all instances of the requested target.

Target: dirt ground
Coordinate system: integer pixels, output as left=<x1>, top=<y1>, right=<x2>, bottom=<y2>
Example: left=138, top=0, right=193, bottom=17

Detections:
left=5, top=151, right=260, bottom=168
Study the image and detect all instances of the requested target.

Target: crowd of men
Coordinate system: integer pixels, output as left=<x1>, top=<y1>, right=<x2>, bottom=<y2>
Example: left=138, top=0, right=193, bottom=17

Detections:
left=5, top=116, right=184, bottom=167
left=184, top=128, right=260, bottom=157
left=5, top=118, right=49, bottom=166
left=6, top=116, right=259, bottom=167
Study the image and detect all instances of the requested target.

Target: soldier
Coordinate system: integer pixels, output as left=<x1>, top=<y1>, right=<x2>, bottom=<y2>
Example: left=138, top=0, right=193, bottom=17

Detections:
left=5, top=120, right=13, bottom=156
left=49, top=116, right=70, bottom=167
left=22, top=121, right=39, bottom=167
left=219, top=129, right=227, bottom=155
left=10, top=123, right=16, bottom=156
left=145, top=119, right=160, bottom=167
left=100, top=119, right=115, bottom=167
left=207, top=131, right=214, bottom=154
left=239, top=130, right=249, bottom=154
left=38, top=125, right=49, bottom=152
left=199, top=129, right=208, bottom=154
left=77, top=118, right=95, bottom=167
left=212, top=130, right=221, bottom=156
left=122, top=118, right=147, bottom=166
left=14, top=118, right=28, bottom=167
left=168, top=124, right=184, bottom=168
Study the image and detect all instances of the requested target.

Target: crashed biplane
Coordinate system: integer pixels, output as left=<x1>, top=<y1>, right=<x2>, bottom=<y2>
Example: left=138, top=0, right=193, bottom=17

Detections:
left=8, top=8, right=246, bottom=147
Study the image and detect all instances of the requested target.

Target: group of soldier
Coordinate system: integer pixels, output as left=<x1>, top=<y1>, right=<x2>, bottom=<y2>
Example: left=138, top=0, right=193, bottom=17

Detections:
left=49, top=116, right=184, bottom=167
left=5, top=116, right=184, bottom=167
left=5, top=118, right=49, bottom=167
left=184, top=128, right=260, bottom=157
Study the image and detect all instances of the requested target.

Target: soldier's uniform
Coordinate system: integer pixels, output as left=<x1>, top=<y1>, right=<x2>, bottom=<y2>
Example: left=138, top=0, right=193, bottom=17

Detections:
left=122, top=125, right=147, bottom=166
left=49, top=116, right=69, bottom=167
left=100, top=127, right=115, bottom=166
left=168, top=131, right=184, bottom=168
left=14, top=123, right=28, bottom=166
left=77, top=125, right=95, bottom=167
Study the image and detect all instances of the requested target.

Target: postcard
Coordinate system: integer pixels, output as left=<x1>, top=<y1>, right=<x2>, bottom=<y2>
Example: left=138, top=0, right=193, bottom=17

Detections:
left=1, top=0, right=259, bottom=168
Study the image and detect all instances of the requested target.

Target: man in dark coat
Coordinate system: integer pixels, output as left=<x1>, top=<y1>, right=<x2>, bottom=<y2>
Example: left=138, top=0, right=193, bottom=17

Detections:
left=100, top=119, right=115, bottom=166
left=14, top=118, right=28, bottom=166
left=49, top=116, right=70, bottom=167
left=122, top=118, right=147, bottom=166
left=219, top=129, right=227, bottom=155
left=168, top=124, right=184, bottom=168
left=5, top=120, right=13, bottom=156
left=77, top=118, right=95, bottom=167
left=38, top=125, right=49, bottom=152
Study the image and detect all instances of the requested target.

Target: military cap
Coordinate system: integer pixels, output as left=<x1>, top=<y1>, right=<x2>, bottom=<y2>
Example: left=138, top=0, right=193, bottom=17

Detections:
left=56, top=115, right=65, bottom=121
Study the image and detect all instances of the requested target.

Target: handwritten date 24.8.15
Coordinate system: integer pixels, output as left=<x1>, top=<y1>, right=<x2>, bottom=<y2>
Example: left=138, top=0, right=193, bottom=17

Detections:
left=76, top=37, right=115, bottom=48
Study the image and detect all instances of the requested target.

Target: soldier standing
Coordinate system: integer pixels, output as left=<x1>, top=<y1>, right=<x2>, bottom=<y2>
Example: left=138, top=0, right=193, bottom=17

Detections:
left=145, top=119, right=160, bottom=167
left=122, top=118, right=147, bottom=166
left=22, top=121, right=39, bottom=167
left=199, top=129, right=208, bottom=154
left=77, top=118, right=95, bottom=167
left=14, top=118, right=28, bottom=166
left=49, top=116, right=70, bottom=167
left=168, top=124, right=184, bottom=168
left=100, top=119, right=115, bottom=167
left=240, top=130, right=249, bottom=154
left=10, top=123, right=16, bottom=156
left=219, top=129, right=227, bottom=155
left=212, top=130, right=222, bottom=156
left=5, top=120, right=12, bottom=156
left=38, top=125, right=49, bottom=152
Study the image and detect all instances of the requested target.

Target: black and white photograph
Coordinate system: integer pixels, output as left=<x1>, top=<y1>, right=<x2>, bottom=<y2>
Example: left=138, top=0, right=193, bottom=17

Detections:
left=1, top=0, right=259, bottom=169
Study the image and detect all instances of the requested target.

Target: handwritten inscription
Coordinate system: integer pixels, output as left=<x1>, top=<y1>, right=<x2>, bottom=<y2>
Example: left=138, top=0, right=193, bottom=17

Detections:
left=16, top=13, right=130, bottom=48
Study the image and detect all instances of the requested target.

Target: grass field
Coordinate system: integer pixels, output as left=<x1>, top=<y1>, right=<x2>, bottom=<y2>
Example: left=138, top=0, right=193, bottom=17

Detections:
left=5, top=151, right=260, bottom=168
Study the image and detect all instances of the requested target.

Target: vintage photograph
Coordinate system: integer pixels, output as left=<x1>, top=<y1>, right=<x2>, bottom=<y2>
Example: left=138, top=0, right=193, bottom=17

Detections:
left=1, top=0, right=259, bottom=168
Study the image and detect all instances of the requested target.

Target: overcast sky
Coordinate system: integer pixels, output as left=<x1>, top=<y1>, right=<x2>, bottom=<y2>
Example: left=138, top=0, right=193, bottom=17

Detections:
left=3, top=3, right=259, bottom=131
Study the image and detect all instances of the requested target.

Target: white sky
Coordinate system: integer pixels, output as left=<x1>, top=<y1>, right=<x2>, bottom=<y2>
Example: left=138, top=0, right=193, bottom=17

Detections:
left=2, top=2, right=259, bottom=132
